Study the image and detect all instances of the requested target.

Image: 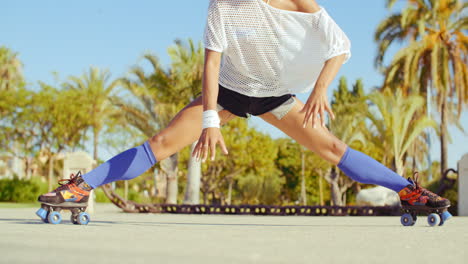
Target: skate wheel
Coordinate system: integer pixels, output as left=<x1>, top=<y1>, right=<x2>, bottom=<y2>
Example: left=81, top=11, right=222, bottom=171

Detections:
left=439, top=211, right=452, bottom=226
left=427, top=213, right=440, bottom=226
left=47, top=211, right=62, bottom=225
left=76, top=212, right=90, bottom=225
left=401, top=213, right=414, bottom=226
left=36, top=208, right=48, bottom=220
left=441, top=211, right=452, bottom=222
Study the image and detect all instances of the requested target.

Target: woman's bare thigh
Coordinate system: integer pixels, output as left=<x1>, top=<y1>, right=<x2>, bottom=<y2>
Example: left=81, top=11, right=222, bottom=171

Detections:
left=148, top=96, right=236, bottom=161
left=259, top=97, right=347, bottom=165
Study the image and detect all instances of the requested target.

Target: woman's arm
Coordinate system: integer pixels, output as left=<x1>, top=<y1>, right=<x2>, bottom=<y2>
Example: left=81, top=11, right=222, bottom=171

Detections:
left=300, top=54, right=347, bottom=128
left=314, top=54, right=347, bottom=95
left=192, top=49, right=228, bottom=162
left=202, top=49, right=222, bottom=111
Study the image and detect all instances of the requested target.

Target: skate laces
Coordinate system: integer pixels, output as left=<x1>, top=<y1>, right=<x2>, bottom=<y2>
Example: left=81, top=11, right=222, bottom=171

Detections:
left=55, top=171, right=82, bottom=192
left=409, top=172, right=439, bottom=199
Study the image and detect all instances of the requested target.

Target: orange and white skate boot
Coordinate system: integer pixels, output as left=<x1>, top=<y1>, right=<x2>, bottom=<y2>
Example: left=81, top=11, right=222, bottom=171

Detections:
left=38, top=172, right=93, bottom=205
left=398, top=172, right=451, bottom=226
left=36, top=172, right=93, bottom=225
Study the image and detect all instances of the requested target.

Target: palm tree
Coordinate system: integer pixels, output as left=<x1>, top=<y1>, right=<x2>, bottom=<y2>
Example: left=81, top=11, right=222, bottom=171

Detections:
left=367, top=89, right=437, bottom=175
left=65, top=67, right=120, bottom=161
left=0, top=46, right=23, bottom=91
left=116, top=39, right=205, bottom=204
left=119, top=39, right=204, bottom=130
left=168, top=39, right=205, bottom=204
left=0, top=47, right=24, bottom=142
left=375, top=0, right=468, bottom=177
left=167, top=39, right=204, bottom=103
left=328, top=77, right=368, bottom=206
left=116, top=53, right=179, bottom=203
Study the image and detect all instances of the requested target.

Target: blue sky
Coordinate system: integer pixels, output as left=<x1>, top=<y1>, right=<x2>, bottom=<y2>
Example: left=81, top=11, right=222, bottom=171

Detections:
left=2, top=0, right=466, bottom=168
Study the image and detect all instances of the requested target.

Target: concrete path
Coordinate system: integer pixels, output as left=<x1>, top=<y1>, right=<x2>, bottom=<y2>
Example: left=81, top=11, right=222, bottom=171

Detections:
left=0, top=204, right=467, bottom=264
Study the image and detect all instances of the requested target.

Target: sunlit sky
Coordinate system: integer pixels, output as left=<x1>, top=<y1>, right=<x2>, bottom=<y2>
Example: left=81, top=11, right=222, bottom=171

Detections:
left=2, top=0, right=466, bottom=168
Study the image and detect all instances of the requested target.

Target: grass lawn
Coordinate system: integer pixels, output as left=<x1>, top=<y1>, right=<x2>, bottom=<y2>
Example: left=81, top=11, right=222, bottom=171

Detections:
left=0, top=202, right=39, bottom=208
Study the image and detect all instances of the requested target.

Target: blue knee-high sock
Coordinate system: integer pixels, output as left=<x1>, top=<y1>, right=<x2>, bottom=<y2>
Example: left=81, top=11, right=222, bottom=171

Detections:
left=338, top=148, right=409, bottom=192
left=82, top=141, right=157, bottom=188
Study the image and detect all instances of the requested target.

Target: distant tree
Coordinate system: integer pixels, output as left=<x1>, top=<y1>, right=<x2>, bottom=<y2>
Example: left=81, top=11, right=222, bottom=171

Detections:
left=29, top=84, right=91, bottom=189
left=116, top=53, right=179, bottom=203
left=116, top=39, right=204, bottom=204
left=65, top=67, right=121, bottom=161
left=176, top=117, right=329, bottom=206
left=0, top=46, right=29, bottom=174
left=0, top=46, right=23, bottom=91
left=167, top=38, right=204, bottom=102
left=167, top=39, right=205, bottom=204
left=275, top=138, right=302, bottom=204
left=275, top=138, right=325, bottom=205
left=367, top=89, right=437, bottom=175
left=0, top=53, right=28, bottom=151
left=200, top=118, right=281, bottom=205
left=375, top=0, right=468, bottom=177
left=0, top=87, right=35, bottom=177
left=325, top=77, right=369, bottom=205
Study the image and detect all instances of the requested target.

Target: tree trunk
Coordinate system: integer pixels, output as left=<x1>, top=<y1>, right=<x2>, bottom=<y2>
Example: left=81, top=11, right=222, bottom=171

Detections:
left=440, top=101, right=448, bottom=179
left=330, top=182, right=342, bottom=206
left=47, top=155, right=55, bottom=192
left=124, top=180, right=128, bottom=200
left=426, top=82, right=433, bottom=181
left=395, top=157, right=404, bottom=176
left=166, top=171, right=178, bottom=204
left=93, top=128, right=99, bottom=161
left=203, top=190, right=208, bottom=205
left=327, top=167, right=344, bottom=206
left=153, top=170, right=158, bottom=197
left=227, top=179, right=233, bottom=205
left=426, top=131, right=433, bottom=181
left=411, top=144, right=417, bottom=173
left=300, top=149, right=307, bottom=205
left=155, top=169, right=167, bottom=199
left=183, top=142, right=201, bottom=204
left=23, top=157, right=32, bottom=180
left=161, top=154, right=179, bottom=204
left=318, top=173, right=323, bottom=206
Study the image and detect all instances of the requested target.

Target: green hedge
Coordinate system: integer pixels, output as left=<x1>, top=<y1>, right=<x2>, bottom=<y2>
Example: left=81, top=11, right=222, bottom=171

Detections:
left=0, top=177, right=48, bottom=203
left=0, top=177, right=151, bottom=204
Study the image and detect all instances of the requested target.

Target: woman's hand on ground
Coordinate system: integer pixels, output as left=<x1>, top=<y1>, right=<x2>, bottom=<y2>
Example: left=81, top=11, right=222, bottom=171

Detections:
left=300, top=89, right=335, bottom=128
left=192, top=127, right=229, bottom=162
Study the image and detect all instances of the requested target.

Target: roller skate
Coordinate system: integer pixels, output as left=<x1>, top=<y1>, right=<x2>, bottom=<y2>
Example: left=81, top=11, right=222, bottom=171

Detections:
left=35, top=171, right=93, bottom=225
left=398, top=172, right=451, bottom=227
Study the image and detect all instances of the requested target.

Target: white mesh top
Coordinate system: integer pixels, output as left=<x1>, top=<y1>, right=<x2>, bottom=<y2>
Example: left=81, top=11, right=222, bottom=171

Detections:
left=203, top=0, right=351, bottom=97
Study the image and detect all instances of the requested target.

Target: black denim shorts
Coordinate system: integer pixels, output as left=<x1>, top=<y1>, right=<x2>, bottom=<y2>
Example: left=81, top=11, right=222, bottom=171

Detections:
left=217, top=84, right=295, bottom=119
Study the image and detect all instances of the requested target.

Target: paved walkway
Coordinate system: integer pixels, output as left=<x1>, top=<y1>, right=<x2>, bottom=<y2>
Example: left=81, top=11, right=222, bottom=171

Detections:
left=0, top=204, right=467, bottom=264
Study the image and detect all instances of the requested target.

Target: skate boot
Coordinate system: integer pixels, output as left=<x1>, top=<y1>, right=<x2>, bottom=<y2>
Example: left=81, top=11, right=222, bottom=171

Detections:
left=38, top=171, right=93, bottom=204
left=398, top=172, right=451, bottom=227
left=36, top=172, right=93, bottom=225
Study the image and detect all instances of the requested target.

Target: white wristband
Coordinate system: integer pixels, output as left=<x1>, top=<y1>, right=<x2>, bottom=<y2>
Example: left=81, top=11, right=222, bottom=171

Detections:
left=202, top=110, right=221, bottom=129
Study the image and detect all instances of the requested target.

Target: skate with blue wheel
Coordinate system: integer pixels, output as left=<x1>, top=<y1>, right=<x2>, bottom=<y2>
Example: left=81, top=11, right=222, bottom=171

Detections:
left=400, top=204, right=452, bottom=227
left=35, top=171, right=92, bottom=225
left=36, top=202, right=90, bottom=225
left=398, top=172, right=452, bottom=227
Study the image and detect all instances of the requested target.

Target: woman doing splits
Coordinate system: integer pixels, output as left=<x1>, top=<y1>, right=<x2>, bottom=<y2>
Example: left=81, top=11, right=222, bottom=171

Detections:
left=38, top=0, right=449, bottom=214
